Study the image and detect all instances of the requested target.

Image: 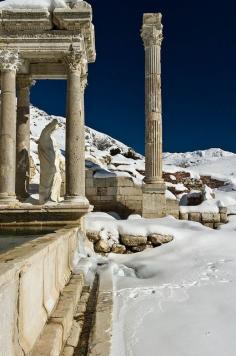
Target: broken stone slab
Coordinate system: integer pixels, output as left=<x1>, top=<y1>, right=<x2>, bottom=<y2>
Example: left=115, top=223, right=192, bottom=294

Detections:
left=120, top=234, right=147, bottom=246
left=112, top=244, right=126, bottom=254
left=148, top=234, right=173, bottom=245
left=94, top=240, right=111, bottom=253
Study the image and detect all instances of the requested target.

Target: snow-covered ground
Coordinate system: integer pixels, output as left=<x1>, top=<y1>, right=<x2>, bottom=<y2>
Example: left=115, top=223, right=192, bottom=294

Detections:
left=30, top=106, right=236, bottom=355
left=105, top=216, right=236, bottom=356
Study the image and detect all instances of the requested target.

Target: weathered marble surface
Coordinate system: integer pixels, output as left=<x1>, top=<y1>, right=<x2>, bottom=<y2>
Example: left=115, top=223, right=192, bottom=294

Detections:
left=38, top=119, right=64, bottom=204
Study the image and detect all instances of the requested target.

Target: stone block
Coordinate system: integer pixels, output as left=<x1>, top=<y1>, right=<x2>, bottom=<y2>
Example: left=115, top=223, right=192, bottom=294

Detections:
left=189, top=212, right=201, bottom=222
left=0, top=276, right=23, bottom=356
left=120, top=234, right=147, bottom=246
left=31, top=324, right=63, bottom=356
left=86, top=178, right=94, bottom=188
left=116, top=177, right=134, bottom=187
left=51, top=295, right=74, bottom=343
left=201, top=213, right=220, bottom=223
left=56, top=237, right=71, bottom=291
left=219, top=207, right=227, bottom=214
left=220, top=213, right=228, bottom=223
left=86, top=186, right=97, bottom=197
left=43, top=247, right=59, bottom=315
left=94, top=178, right=107, bottom=188
left=95, top=240, right=111, bottom=253
left=66, top=321, right=82, bottom=347
left=106, top=187, right=117, bottom=196
left=180, top=212, right=188, bottom=220
left=97, top=187, right=107, bottom=196
left=62, top=281, right=83, bottom=310
left=118, top=187, right=141, bottom=196
left=148, top=234, right=173, bottom=245
left=19, top=253, right=48, bottom=354
left=142, top=191, right=166, bottom=218
left=63, top=346, right=74, bottom=356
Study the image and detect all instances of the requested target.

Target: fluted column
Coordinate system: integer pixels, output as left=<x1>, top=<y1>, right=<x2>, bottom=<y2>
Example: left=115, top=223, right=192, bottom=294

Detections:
left=64, top=50, right=88, bottom=205
left=0, top=49, right=20, bottom=204
left=141, top=13, right=164, bottom=185
left=141, top=14, right=167, bottom=218
left=16, top=76, right=34, bottom=199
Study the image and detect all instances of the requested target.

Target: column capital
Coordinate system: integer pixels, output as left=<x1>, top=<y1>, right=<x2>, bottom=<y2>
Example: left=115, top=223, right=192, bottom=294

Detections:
left=141, top=13, right=163, bottom=48
left=16, top=76, right=35, bottom=89
left=0, top=49, right=21, bottom=72
left=64, top=49, right=83, bottom=72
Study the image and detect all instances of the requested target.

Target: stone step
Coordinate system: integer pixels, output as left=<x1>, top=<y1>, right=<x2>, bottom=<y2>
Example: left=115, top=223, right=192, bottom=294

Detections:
left=31, top=273, right=84, bottom=356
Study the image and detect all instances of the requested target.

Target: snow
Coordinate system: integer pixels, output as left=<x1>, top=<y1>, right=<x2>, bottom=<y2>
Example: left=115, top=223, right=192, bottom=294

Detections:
left=0, top=0, right=82, bottom=11
left=107, top=216, right=236, bottom=356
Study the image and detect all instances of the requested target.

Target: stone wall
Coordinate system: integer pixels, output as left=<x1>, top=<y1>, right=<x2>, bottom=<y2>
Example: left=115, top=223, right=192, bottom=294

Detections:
left=85, top=170, right=143, bottom=218
left=85, top=169, right=180, bottom=219
left=0, top=227, right=78, bottom=355
left=180, top=207, right=228, bottom=228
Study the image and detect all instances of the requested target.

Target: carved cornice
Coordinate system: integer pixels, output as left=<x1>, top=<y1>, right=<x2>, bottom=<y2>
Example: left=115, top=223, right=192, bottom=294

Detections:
left=0, top=49, right=21, bottom=71
left=64, top=49, right=83, bottom=72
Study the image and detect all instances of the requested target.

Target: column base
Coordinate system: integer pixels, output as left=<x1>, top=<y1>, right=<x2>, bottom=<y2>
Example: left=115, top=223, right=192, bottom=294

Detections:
left=63, top=195, right=89, bottom=206
left=0, top=194, right=19, bottom=206
left=142, top=182, right=167, bottom=218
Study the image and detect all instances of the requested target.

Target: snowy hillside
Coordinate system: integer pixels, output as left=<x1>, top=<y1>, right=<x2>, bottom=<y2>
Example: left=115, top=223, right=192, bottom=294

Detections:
left=30, top=106, right=236, bottom=212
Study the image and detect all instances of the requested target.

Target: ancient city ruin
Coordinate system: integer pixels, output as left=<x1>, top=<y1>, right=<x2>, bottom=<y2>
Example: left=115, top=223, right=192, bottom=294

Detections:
left=0, top=1, right=234, bottom=356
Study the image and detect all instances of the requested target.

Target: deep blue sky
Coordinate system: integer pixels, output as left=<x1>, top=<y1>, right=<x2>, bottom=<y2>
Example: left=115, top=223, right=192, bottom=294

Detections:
left=31, top=0, right=236, bottom=154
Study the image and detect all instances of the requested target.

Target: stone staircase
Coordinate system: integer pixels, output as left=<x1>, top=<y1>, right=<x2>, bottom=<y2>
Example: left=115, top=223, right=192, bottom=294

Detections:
left=31, top=273, right=99, bottom=356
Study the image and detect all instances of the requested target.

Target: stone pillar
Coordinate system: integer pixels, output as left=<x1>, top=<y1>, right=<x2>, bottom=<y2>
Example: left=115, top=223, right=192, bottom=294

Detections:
left=0, top=50, right=20, bottom=204
left=16, top=76, right=34, bottom=199
left=141, top=13, right=166, bottom=218
left=64, top=50, right=89, bottom=205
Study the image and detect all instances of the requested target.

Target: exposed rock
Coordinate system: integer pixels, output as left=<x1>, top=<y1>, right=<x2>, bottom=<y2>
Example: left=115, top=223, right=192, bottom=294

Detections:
left=130, top=245, right=146, bottom=253
left=120, top=234, right=147, bottom=247
left=87, top=231, right=100, bottom=243
left=148, top=234, right=173, bottom=245
left=112, top=244, right=126, bottom=254
left=94, top=240, right=111, bottom=253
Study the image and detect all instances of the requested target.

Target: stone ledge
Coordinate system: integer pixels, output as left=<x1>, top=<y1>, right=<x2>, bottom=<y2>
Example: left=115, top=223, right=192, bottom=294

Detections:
left=88, top=266, right=113, bottom=356
left=31, top=273, right=85, bottom=356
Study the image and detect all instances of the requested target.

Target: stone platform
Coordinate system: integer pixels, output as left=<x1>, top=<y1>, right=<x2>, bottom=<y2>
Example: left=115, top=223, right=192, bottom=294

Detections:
left=0, top=202, right=93, bottom=227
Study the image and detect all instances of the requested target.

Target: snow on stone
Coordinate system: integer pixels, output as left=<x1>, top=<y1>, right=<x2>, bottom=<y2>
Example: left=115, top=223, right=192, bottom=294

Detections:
left=0, top=0, right=82, bottom=11
left=108, top=216, right=236, bottom=356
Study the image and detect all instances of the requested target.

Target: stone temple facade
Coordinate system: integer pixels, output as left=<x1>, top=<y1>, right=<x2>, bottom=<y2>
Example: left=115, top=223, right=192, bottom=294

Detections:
left=0, top=4, right=171, bottom=225
left=0, top=2, right=96, bottom=225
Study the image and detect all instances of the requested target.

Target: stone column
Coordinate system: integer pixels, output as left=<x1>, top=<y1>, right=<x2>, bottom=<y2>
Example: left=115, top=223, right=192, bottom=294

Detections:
left=0, top=50, right=20, bottom=204
left=16, top=76, right=34, bottom=199
left=141, top=13, right=166, bottom=218
left=64, top=50, right=89, bottom=205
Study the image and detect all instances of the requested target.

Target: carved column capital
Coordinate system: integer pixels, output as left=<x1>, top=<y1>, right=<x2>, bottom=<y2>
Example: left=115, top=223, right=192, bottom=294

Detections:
left=64, top=50, right=83, bottom=72
left=141, top=13, right=163, bottom=48
left=0, top=49, right=21, bottom=72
